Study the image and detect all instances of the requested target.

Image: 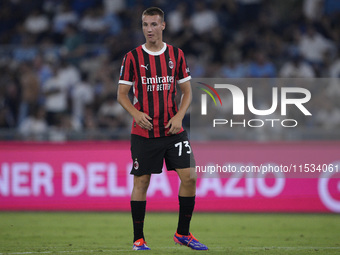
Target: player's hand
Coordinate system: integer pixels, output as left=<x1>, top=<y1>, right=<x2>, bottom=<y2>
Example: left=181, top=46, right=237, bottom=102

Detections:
left=165, top=115, right=182, bottom=135
left=134, top=111, right=153, bottom=130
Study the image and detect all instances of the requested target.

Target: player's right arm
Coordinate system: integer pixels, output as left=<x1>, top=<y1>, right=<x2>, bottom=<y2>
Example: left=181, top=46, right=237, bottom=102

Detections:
left=117, top=84, right=153, bottom=130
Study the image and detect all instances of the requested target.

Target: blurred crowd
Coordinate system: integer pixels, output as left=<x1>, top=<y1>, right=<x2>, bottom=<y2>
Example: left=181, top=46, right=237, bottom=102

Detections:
left=0, top=0, right=340, bottom=141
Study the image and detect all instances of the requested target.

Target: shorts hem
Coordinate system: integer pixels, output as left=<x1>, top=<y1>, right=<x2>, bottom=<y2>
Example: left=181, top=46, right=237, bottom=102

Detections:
left=130, top=170, right=162, bottom=176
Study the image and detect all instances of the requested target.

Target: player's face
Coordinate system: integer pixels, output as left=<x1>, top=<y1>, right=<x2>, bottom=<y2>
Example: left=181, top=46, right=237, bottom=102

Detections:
left=142, top=15, right=165, bottom=44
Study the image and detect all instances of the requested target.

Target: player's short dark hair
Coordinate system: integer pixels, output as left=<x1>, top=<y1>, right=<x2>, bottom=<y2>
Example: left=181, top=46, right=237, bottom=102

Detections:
left=142, top=7, right=164, bottom=22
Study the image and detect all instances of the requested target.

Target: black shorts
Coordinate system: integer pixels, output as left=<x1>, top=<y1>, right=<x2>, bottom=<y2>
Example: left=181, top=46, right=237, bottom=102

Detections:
left=130, top=131, right=196, bottom=176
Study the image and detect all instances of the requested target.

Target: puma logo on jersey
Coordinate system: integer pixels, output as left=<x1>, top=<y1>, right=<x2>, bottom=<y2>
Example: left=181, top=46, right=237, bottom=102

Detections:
left=141, top=64, right=149, bottom=70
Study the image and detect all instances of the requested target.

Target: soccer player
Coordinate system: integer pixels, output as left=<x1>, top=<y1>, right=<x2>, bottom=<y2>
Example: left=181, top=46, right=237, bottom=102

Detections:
left=117, top=7, right=208, bottom=251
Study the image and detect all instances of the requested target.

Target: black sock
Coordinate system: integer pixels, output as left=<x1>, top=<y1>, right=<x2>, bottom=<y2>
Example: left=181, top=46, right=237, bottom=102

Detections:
left=177, top=196, right=195, bottom=236
left=131, top=200, right=146, bottom=242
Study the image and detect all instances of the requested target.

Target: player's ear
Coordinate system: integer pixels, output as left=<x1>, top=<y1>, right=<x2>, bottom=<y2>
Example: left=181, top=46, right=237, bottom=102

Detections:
left=162, top=21, right=166, bottom=30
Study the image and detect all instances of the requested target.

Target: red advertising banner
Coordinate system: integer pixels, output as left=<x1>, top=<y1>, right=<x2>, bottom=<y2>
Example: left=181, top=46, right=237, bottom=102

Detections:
left=0, top=141, right=339, bottom=213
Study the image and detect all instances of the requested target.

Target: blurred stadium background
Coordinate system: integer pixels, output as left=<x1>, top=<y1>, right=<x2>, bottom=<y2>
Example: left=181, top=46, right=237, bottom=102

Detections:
left=0, top=0, right=340, bottom=141
left=1, top=0, right=340, bottom=254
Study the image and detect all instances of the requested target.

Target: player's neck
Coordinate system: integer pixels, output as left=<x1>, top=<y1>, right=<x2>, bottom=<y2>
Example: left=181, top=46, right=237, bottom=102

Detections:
left=144, top=41, right=164, bottom=52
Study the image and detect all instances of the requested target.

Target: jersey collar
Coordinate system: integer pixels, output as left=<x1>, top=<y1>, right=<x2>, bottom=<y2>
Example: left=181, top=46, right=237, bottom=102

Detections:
left=142, top=43, right=167, bottom=56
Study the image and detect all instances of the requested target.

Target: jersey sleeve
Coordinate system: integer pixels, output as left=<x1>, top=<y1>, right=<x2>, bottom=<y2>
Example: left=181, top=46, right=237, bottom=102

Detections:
left=176, top=49, right=191, bottom=84
left=119, top=53, right=134, bottom=86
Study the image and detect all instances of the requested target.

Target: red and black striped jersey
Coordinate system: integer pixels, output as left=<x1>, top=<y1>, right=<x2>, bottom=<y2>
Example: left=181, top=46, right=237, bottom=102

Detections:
left=119, top=43, right=191, bottom=138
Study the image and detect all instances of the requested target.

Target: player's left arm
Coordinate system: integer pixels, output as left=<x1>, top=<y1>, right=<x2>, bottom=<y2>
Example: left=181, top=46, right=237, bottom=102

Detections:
left=165, top=80, right=192, bottom=135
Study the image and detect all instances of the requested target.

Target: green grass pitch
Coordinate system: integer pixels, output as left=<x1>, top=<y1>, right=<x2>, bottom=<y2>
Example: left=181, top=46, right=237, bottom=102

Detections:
left=0, top=212, right=339, bottom=254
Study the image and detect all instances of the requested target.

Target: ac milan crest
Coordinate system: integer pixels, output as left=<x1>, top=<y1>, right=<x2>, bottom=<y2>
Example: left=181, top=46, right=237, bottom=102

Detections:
left=133, top=158, right=139, bottom=170
left=169, top=59, right=174, bottom=69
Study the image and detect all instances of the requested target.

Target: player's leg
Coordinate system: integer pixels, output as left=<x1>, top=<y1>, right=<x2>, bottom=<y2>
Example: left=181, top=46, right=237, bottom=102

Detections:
left=130, top=134, right=165, bottom=250
left=174, top=168, right=208, bottom=250
left=164, top=131, right=208, bottom=250
left=175, top=167, right=196, bottom=235
left=164, top=132, right=197, bottom=235
left=177, top=167, right=196, bottom=197
left=131, top=174, right=150, bottom=201
left=131, top=174, right=150, bottom=245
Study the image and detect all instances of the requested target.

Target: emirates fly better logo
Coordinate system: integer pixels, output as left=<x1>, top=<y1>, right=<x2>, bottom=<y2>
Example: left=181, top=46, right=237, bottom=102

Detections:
left=197, top=82, right=312, bottom=128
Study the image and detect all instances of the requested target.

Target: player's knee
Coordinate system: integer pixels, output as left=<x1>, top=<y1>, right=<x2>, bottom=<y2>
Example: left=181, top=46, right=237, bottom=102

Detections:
left=134, top=176, right=150, bottom=193
left=181, top=175, right=196, bottom=188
